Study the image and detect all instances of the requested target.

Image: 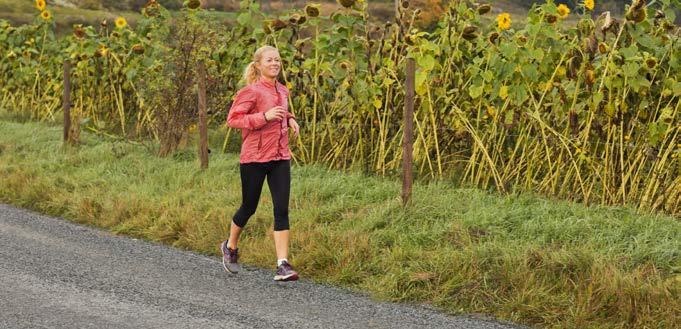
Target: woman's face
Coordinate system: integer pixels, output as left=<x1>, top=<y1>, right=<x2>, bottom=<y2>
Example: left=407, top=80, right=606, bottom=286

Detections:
left=257, top=49, right=281, bottom=80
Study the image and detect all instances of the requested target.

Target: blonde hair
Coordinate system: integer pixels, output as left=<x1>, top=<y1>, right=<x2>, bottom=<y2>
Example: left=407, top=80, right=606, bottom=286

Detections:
left=243, top=45, right=279, bottom=85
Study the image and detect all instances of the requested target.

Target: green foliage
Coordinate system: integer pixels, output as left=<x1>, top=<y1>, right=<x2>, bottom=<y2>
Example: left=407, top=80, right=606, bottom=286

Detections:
left=0, top=0, right=680, bottom=215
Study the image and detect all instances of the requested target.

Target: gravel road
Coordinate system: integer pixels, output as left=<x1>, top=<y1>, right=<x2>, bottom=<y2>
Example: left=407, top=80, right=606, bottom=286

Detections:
left=0, top=204, right=525, bottom=329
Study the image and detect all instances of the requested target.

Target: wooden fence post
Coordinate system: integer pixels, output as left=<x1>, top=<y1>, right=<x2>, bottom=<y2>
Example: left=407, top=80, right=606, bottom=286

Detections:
left=63, top=60, right=71, bottom=144
left=402, top=58, right=415, bottom=206
left=197, top=60, right=209, bottom=169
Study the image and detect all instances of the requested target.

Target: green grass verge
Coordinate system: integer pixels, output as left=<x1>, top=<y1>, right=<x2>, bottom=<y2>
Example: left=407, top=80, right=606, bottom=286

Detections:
left=0, top=119, right=679, bottom=328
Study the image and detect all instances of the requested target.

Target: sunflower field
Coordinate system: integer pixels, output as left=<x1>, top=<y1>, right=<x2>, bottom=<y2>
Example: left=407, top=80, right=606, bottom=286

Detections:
left=0, top=0, right=680, bottom=215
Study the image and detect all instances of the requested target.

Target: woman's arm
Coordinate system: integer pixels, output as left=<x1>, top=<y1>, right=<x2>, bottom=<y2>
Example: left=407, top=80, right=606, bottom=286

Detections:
left=227, top=87, right=268, bottom=130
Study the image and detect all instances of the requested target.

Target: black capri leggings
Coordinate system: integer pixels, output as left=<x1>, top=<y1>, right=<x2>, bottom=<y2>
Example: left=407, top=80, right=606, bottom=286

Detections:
left=232, top=160, right=290, bottom=231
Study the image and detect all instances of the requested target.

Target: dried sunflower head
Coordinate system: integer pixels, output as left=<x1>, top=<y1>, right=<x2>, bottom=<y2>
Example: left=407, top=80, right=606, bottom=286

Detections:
left=73, top=25, right=85, bottom=39
left=271, top=19, right=287, bottom=31
left=186, top=0, right=201, bottom=10
left=338, top=0, right=355, bottom=8
left=488, top=32, right=499, bottom=44
left=305, top=4, right=320, bottom=17
left=132, top=44, right=145, bottom=55
left=598, top=42, right=608, bottom=54
left=645, top=57, right=657, bottom=69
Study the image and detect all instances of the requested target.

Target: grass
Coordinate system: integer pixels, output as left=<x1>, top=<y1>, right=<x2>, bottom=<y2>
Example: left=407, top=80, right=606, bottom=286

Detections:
left=0, top=117, right=680, bottom=328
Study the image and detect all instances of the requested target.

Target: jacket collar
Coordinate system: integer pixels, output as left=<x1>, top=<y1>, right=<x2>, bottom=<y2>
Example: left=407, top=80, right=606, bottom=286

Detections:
left=256, top=78, right=279, bottom=89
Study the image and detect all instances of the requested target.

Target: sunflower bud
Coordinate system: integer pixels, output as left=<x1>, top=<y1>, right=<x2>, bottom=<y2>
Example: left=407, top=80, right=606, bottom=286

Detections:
left=132, top=44, right=144, bottom=55
left=546, top=14, right=557, bottom=24
left=339, top=61, right=349, bottom=69
left=305, top=4, right=320, bottom=17
left=187, top=0, right=201, bottom=10
left=477, top=4, right=491, bottom=15
left=402, top=1, right=409, bottom=9
left=111, top=31, right=120, bottom=38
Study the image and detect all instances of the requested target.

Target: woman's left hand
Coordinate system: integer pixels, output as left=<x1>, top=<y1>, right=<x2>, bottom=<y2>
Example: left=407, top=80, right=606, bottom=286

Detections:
left=288, top=118, right=300, bottom=137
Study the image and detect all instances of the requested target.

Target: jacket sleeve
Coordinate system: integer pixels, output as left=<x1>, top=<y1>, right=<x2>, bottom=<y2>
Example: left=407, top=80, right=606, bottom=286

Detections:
left=227, top=87, right=267, bottom=130
left=282, top=86, right=296, bottom=120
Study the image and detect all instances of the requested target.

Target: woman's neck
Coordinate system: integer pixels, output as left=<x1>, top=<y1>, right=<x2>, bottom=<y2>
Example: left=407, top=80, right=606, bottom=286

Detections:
left=260, top=75, right=276, bottom=84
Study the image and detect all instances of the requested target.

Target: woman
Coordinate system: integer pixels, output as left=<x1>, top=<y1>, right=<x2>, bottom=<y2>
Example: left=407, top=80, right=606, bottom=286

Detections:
left=220, top=45, right=300, bottom=282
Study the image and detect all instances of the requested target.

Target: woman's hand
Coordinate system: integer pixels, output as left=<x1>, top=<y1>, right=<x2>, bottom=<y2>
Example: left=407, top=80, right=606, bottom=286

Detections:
left=288, top=118, right=299, bottom=137
left=264, top=106, right=286, bottom=122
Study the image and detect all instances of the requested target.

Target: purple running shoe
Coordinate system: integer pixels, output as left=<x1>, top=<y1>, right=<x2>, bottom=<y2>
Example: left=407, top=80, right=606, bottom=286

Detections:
left=220, top=240, right=240, bottom=274
left=274, top=261, right=298, bottom=282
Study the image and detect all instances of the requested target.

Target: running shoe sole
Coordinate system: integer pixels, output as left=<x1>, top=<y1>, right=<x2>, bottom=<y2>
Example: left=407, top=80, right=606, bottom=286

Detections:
left=273, top=273, right=299, bottom=282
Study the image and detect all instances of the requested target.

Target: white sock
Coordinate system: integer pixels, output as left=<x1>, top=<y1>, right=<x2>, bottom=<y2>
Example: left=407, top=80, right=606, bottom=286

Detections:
left=277, top=258, right=288, bottom=267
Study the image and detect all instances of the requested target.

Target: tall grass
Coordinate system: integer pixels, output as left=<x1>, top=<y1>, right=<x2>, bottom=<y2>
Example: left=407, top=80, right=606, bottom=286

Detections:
left=0, top=119, right=679, bottom=328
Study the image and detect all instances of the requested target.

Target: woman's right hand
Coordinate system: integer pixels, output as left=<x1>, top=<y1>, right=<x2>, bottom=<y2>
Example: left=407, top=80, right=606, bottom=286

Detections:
left=264, top=106, right=286, bottom=122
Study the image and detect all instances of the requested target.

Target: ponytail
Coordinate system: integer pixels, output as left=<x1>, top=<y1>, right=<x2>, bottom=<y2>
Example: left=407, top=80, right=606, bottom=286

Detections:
left=243, top=61, right=259, bottom=85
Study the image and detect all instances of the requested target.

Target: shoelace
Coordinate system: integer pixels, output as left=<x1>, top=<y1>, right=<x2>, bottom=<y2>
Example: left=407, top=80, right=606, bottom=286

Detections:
left=227, top=248, right=238, bottom=263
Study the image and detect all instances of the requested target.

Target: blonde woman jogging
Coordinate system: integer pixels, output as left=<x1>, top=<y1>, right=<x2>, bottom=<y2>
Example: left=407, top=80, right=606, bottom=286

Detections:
left=220, top=45, right=300, bottom=282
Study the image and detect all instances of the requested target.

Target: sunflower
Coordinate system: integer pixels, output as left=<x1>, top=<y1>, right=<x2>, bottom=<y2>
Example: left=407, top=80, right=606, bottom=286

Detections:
left=584, top=0, right=594, bottom=11
left=557, top=4, right=570, bottom=19
left=35, top=0, right=46, bottom=11
left=496, top=13, right=511, bottom=30
left=40, top=10, right=52, bottom=21
left=338, top=0, right=355, bottom=8
left=186, top=0, right=201, bottom=10
left=114, top=16, right=127, bottom=29
left=305, top=4, right=320, bottom=17
left=96, top=45, right=109, bottom=58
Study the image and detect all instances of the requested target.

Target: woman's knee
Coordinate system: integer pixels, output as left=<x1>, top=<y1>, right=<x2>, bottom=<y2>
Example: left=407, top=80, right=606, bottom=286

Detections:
left=273, top=215, right=289, bottom=231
